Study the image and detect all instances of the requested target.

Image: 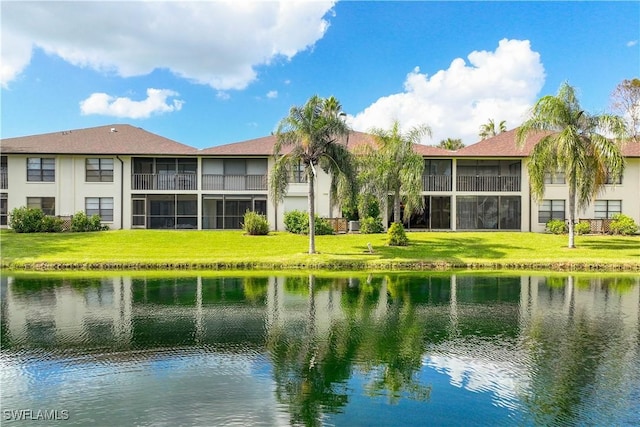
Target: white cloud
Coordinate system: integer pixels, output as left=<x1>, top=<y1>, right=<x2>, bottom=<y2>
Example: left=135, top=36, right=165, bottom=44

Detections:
left=266, top=90, right=278, bottom=99
left=1, top=1, right=335, bottom=89
left=216, top=91, right=231, bottom=101
left=80, top=88, right=184, bottom=119
left=627, top=40, right=639, bottom=47
left=349, top=39, right=545, bottom=145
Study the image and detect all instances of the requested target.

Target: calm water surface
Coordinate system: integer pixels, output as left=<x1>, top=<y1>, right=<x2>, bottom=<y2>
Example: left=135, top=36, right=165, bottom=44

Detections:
left=1, top=273, right=639, bottom=426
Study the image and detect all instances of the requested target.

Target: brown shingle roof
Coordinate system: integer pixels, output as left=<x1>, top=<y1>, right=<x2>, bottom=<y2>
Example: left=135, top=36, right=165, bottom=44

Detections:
left=0, top=124, right=197, bottom=155
left=621, top=141, right=640, bottom=157
left=199, top=134, right=277, bottom=156
left=454, top=129, right=544, bottom=157
left=200, top=130, right=455, bottom=157
left=456, top=128, right=640, bottom=158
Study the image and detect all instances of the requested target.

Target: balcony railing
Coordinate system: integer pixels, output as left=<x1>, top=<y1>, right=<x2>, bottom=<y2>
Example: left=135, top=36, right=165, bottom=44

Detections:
left=422, top=175, right=452, bottom=191
left=202, top=174, right=267, bottom=191
left=0, top=170, right=7, bottom=189
left=456, top=175, right=521, bottom=192
left=132, top=173, right=198, bottom=191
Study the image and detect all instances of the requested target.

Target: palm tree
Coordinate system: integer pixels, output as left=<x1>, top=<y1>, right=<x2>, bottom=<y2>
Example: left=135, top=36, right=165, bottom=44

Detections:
left=479, top=119, right=507, bottom=140
left=437, top=138, right=465, bottom=150
left=516, top=82, right=627, bottom=248
left=270, top=95, right=356, bottom=254
left=358, top=120, right=431, bottom=224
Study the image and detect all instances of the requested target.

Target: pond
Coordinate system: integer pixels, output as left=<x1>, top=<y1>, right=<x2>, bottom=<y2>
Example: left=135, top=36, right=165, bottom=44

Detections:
left=1, top=272, right=639, bottom=426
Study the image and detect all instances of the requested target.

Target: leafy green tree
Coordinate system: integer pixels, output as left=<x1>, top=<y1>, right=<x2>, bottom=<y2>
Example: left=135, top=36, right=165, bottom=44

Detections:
left=358, top=120, right=431, bottom=224
left=437, top=138, right=465, bottom=150
left=270, top=95, right=356, bottom=254
left=516, top=82, right=627, bottom=248
left=479, top=119, right=507, bottom=140
left=610, top=78, right=640, bottom=143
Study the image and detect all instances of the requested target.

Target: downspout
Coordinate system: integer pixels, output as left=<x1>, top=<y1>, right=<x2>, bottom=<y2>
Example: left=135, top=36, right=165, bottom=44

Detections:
left=116, top=155, right=124, bottom=230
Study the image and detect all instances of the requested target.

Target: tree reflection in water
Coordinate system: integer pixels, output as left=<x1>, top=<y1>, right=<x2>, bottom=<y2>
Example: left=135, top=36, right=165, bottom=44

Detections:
left=2, top=273, right=639, bottom=426
left=266, top=274, right=432, bottom=426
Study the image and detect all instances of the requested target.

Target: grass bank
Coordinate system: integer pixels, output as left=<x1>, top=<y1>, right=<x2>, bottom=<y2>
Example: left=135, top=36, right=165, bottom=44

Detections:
left=1, top=230, right=638, bottom=271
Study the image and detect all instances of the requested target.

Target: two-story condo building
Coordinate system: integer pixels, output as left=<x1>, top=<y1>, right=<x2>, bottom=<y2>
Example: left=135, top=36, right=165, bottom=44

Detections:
left=1, top=124, right=639, bottom=233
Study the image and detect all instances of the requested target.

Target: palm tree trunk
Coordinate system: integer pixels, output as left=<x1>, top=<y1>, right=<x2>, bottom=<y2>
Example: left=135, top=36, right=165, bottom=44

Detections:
left=568, top=186, right=576, bottom=249
left=308, top=172, right=316, bottom=254
left=394, top=189, right=401, bottom=223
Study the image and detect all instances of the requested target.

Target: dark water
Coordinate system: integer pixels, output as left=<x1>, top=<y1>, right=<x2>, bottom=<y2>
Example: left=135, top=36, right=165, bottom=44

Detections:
left=1, top=273, right=639, bottom=426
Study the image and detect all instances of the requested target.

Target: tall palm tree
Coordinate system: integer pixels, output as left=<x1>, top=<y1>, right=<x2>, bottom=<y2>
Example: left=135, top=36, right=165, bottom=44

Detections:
left=437, top=138, right=465, bottom=150
left=358, top=120, right=431, bottom=224
left=516, top=82, right=627, bottom=248
left=479, top=119, right=507, bottom=140
left=270, top=95, right=356, bottom=254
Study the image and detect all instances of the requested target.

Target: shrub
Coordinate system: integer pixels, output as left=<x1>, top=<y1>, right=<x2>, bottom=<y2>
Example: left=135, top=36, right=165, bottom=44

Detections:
left=242, top=210, right=270, bottom=235
left=387, top=222, right=408, bottom=246
left=575, top=221, right=591, bottom=235
left=609, top=213, right=638, bottom=235
left=41, top=215, right=64, bottom=233
left=341, top=199, right=359, bottom=221
left=283, top=210, right=334, bottom=235
left=314, top=217, right=334, bottom=235
left=546, top=219, right=567, bottom=234
left=284, top=210, right=308, bottom=234
left=71, top=211, right=107, bottom=232
left=359, top=216, right=384, bottom=234
left=358, top=194, right=380, bottom=220
left=9, top=207, right=45, bottom=233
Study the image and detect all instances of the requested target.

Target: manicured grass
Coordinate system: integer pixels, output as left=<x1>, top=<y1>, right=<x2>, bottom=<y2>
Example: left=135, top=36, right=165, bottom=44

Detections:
left=1, top=229, right=638, bottom=271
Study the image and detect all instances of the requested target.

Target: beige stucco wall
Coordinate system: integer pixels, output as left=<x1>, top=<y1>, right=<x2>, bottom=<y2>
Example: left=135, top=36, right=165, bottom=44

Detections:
left=5, top=154, right=124, bottom=230
left=4, top=152, right=638, bottom=233
left=527, top=157, right=640, bottom=232
left=271, top=163, right=335, bottom=232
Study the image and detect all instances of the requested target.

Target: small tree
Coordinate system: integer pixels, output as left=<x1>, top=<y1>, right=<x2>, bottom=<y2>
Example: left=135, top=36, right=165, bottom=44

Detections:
left=358, top=120, right=430, bottom=224
left=610, top=78, right=640, bottom=143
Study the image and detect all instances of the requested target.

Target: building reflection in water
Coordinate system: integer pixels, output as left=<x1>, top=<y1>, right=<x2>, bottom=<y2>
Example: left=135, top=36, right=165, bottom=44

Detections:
left=1, top=273, right=638, bottom=425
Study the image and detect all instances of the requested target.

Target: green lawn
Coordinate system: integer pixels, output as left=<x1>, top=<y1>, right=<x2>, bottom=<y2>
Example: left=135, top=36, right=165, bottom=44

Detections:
left=1, top=229, right=638, bottom=271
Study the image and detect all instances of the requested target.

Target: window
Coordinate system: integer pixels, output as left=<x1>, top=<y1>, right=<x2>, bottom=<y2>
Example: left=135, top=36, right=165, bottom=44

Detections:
left=423, top=159, right=452, bottom=191
left=594, top=200, right=621, bottom=219
left=143, top=194, right=197, bottom=229
left=538, top=200, right=565, bottom=223
left=1, top=156, right=7, bottom=189
left=605, top=172, right=622, bottom=185
left=290, top=161, right=307, bottom=183
left=0, top=193, right=7, bottom=226
left=27, top=197, right=55, bottom=215
left=86, top=158, right=114, bottom=182
left=27, top=158, right=55, bottom=182
left=544, top=171, right=565, bottom=184
left=456, top=196, right=521, bottom=230
left=86, top=197, right=114, bottom=221
left=425, top=159, right=452, bottom=176
left=202, top=195, right=267, bottom=229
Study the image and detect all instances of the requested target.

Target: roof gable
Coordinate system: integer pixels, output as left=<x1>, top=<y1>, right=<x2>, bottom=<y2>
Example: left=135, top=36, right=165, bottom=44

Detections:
left=1, top=124, right=197, bottom=155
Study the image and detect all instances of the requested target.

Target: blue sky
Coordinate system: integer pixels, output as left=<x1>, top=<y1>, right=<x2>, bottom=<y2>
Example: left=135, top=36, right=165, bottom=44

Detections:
left=1, top=1, right=638, bottom=149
